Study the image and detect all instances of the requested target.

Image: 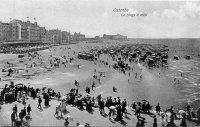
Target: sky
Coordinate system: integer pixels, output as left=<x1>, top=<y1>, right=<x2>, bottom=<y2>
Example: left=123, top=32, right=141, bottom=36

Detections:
left=0, top=0, right=200, bottom=38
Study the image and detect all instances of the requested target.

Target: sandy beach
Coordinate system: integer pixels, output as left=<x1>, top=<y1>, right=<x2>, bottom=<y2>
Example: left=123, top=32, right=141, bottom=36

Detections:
left=0, top=39, right=200, bottom=127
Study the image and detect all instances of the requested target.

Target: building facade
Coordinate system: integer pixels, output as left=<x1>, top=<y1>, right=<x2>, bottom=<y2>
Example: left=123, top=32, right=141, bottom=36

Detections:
left=10, top=20, right=29, bottom=41
left=46, top=29, right=62, bottom=44
left=9, top=19, right=46, bottom=42
left=73, top=32, right=85, bottom=41
left=0, top=22, right=12, bottom=42
left=0, top=19, right=85, bottom=43
left=103, top=34, right=127, bottom=40
left=61, top=31, right=70, bottom=43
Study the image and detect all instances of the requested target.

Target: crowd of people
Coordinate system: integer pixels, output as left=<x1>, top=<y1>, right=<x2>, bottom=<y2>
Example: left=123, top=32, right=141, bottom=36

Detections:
left=0, top=43, right=50, bottom=54
left=0, top=42, right=200, bottom=127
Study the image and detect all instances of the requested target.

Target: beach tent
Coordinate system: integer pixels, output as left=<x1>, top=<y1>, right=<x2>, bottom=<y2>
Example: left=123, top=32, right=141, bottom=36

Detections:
left=18, top=54, right=25, bottom=58
left=185, top=55, right=191, bottom=60
left=174, top=55, right=179, bottom=60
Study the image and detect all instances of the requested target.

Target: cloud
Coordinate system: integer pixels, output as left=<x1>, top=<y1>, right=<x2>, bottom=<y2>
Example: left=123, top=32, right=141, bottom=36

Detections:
left=149, top=2, right=200, bottom=20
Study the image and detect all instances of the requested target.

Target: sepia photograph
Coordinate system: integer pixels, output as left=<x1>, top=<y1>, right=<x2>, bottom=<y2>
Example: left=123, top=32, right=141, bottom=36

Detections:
left=0, top=0, right=200, bottom=126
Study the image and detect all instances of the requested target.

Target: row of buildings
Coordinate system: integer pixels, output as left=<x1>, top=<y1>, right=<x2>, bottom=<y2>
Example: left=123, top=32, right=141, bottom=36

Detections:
left=103, top=34, right=127, bottom=40
left=0, top=19, right=86, bottom=44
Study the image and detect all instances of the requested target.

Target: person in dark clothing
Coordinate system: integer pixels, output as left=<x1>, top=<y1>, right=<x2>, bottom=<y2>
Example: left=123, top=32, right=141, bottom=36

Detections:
left=142, top=102, right=146, bottom=113
left=15, top=118, right=22, bottom=127
left=64, top=118, right=69, bottom=127
left=132, top=102, right=137, bottom=110
left=113, top=98, right=117, bottom=106
left=136, top=119, right=141, bottom=127
left=19, top=110, right=24, bottom=122
left=117, top=97, right=121, bottom=105
left=27, top=104, right=32, bottom=116
left=13, top=104, right=18, bottom=117
left=135, top=105, right=141, bottom=118
left=153, top=116, right=157, bottom=127
left=37, top=96, right=42, bottom=109
left=116, top=106, right=123, bottom=121
left=122, top=99, right=127, bottom=117
left=99, top=99, right=104, bottom=114
left=156, top=104, right=161, bottom=114
left=108, top=96, right=113, bottom=107
left=92, top=81, right=95, bottom=90
left=180, top=113, right=187, bottom=127
left=23, top=107, right=27, bottom=117
left=146, top=102, right=151, bottom=113
left=11, top=112, right=16, bottom=126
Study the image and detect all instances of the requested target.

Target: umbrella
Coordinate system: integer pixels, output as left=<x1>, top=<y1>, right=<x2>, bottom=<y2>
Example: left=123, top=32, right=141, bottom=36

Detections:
left=78, top=125, right=85, bottom=127
left=109, top=106, right=116, bottom=109
left=165, top=112, right=171, bottom=116
left=178, top=110, right=186, bottom=114
left=66, top=115, right=73, bottom=121
left=61, top=96, right=67, bottom=100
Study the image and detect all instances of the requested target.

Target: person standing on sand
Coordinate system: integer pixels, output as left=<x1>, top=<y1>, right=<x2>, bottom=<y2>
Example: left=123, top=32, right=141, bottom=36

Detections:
left=64, top=118, right=69, bottom=127
left=11, top=112, right=16, bottom=126
left=92, top=81, right=95, bottom=90
left=180, top=113, right=187, bottom=127
left=153, top=116, right=157, bottom=127
left=156, top=104, right=161, bottom=114
left=37, top=96, right=42, bottom=109
left=13, top=104, right=18, bottom=117
left=54, top=107, right=59, bottom=117
left=27, top=104, right=32, bottom=116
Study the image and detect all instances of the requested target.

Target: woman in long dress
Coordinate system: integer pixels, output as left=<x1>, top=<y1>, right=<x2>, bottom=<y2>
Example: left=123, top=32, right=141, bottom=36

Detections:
left=180, top=113, right=187, bottom=127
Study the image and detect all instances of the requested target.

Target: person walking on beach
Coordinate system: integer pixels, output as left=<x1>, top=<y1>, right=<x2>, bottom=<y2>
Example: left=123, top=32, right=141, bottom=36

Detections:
left=15, top=118, right=22, bottom=127
left=11, top=112, right=16, bottom=126
left=13, top=104, right=18, bottom=117
left=64, top=118, right=69, bottom=127
left=19, top=110, right=24, bottom=122
left=180, top=113, right=187, bottom=127
left=54, top=107, right=59, bottom=117
left=27, top=104, right=32, bottom=116
left=92, top=81, right=95, bottom=90
left=156, top=104, right=161, bottom=114
left=58, top=103, right=63, bottom=117
left=37, top=96, right=42, bottom=109
left=122, top=99, right=127, bottom=117
left=153, top=116, right=157, bottom=127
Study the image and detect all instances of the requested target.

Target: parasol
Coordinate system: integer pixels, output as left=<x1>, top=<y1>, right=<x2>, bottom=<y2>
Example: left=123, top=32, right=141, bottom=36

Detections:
left=178, top=110, right=186, bottom=114
left=66, top=115, right=73, bottom=121
left=165, top=111, right=171, bottom=116
left=78, top=125, right=85, bottom=127
left=109, top=106, right=116, bottom=109
left=61, top=96, right=67, bottom=100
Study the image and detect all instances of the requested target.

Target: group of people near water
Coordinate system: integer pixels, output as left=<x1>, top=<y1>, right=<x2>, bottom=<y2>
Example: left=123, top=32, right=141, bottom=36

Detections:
left=1, top=43, right=200, bottom=127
